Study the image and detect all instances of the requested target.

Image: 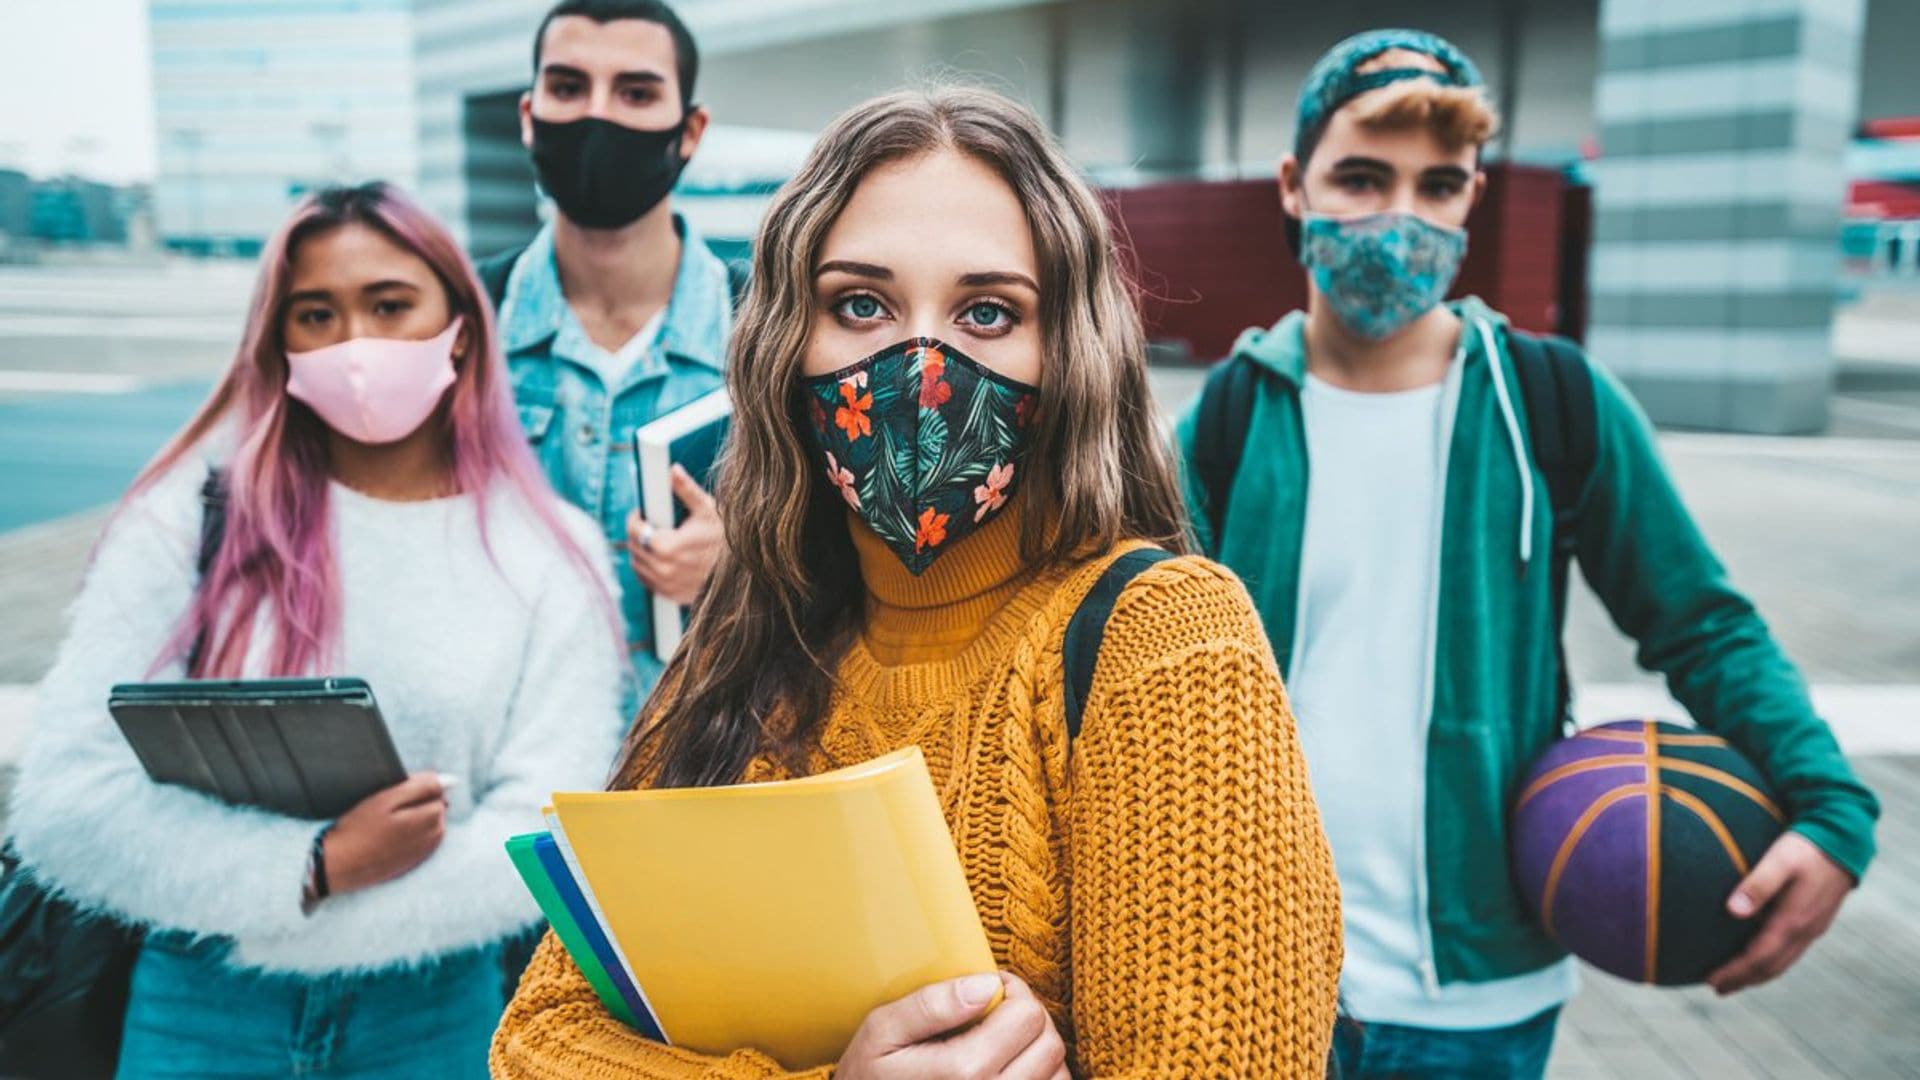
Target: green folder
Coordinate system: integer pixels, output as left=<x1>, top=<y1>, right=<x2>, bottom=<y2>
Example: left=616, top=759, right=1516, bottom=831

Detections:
left=504, top=832, right=645, bottom=1029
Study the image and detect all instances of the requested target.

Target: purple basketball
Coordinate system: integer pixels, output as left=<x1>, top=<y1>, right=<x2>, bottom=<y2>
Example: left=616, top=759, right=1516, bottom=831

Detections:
left=1510, top=719, right=1785, bottom=985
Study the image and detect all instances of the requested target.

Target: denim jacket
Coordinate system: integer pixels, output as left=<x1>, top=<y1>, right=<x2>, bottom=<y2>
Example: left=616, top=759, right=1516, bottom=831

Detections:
left=496, top=215, right=732, bottom=691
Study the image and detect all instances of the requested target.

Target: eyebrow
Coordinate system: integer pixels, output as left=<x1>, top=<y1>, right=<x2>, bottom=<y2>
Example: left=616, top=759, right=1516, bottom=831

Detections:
left=815, top=262, right=1039, bottom=293
left=541, top=63, right=665, bottom=85
left=362, top=279, right=421, bottom=294
left=958, top=270, right=1039, bottom=293
left=1422, top=165, right=1474, bottom=183
left=815, top=260, right=892, bottom=281
left=1328, top=155, right=1394, bottom=174
left=284, top=280, right=420, bottom=306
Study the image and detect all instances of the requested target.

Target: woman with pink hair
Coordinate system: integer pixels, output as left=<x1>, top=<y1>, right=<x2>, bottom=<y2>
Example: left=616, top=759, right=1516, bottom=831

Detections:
left=8, top=182, right=624, bottom=1078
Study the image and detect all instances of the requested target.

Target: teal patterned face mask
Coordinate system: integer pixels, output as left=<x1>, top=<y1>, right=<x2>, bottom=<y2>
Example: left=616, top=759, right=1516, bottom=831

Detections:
left=802, top=337, right=1038, bottom=575
left=1300, top=210, right=1468, bottom=341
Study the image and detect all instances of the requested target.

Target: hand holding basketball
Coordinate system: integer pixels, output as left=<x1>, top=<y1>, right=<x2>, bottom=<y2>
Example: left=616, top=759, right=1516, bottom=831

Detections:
left=1706, top=832, right=1855, bottom=996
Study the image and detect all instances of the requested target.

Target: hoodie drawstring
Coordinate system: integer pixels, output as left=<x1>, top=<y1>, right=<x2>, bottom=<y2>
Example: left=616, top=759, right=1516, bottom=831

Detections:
left=1476, top=317, right=1534, bottom=568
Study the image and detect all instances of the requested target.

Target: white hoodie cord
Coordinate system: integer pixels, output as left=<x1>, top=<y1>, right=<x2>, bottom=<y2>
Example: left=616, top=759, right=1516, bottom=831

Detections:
left=1477, top=317, right=1534, bottom=568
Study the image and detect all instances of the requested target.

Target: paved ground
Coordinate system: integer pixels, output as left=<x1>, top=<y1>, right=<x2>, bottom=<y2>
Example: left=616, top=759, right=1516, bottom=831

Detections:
left=2, top=260, right=1918, bottom=1077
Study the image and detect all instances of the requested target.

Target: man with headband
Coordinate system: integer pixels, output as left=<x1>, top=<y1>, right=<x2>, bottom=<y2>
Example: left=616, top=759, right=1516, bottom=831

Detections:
left=1176, top=29, right=1875, bottom=1077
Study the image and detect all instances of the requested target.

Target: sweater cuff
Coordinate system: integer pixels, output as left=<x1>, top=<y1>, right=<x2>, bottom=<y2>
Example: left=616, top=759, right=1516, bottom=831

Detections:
left=1791, top=813, right=1875, bottom=884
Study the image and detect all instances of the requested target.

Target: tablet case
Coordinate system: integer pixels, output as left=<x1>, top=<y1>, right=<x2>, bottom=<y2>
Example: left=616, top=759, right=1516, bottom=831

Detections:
left=107, top=677, right=407, bottom=820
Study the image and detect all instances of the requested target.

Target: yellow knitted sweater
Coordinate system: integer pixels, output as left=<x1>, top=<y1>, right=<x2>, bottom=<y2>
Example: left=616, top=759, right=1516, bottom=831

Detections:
left=491, top=507, right=1343, bottom=1078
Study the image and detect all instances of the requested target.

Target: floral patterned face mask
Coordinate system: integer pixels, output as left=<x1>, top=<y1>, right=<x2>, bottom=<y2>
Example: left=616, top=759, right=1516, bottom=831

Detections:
left=1299, top=210, right=1468, bottom=341
left=801, top=336, right=1038, bottom=575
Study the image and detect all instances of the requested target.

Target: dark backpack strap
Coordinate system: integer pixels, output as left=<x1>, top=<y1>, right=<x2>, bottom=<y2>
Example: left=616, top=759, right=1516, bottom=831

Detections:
left=1504, top=329, right=1599, bottom=729
left=186, top=468, right=229, bottom=675
left=1189, top=355, right=1260, bottom=549
left=1063, top=548, right=1176, bottom=739
left=194, top=468, right=229, bottom=579
left=476, top=244, right=529, bottom=311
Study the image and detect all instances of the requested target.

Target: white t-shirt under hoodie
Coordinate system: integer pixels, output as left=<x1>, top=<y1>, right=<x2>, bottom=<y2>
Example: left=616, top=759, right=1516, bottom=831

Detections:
left=1290, top=367, right=1576, bottom=1029
left=9, top=453, right=625, bottom=975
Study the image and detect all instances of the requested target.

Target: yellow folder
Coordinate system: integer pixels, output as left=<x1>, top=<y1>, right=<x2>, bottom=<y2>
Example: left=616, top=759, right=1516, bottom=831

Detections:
left=548, top=745, right=997, bottom=1070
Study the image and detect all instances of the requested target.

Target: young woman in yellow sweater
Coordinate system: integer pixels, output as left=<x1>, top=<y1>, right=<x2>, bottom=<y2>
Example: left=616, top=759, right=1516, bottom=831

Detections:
left=491, top=85, right=1342, bottom=1079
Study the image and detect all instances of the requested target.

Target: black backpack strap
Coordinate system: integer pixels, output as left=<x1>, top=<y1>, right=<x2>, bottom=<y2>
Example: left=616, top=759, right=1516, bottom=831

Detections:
left=194, top=467, right=229, bottom=580
left=1063, top=548, right=1176, bottom=739
left=1505, top=330, right=1597, bottom=552
left=476, top=244, right=529, bottom=311
left=186, top=468, right=229, bottom=674
left=1504, top=328, right=1599, bottom=728
left=1189, top=354, right=1260, bottom=549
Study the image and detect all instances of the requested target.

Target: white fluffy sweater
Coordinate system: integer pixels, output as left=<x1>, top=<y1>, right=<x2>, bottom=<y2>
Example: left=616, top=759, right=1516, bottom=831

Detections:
left=9, top=457, right=625, bottom=975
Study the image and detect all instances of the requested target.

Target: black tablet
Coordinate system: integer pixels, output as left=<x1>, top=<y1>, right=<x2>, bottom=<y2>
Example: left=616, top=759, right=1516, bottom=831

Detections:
left=107, top=677, right=408, bottom=820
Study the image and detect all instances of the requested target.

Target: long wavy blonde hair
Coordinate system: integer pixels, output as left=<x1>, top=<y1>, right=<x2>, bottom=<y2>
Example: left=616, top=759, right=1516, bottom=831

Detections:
left=615, top=85, right=1190, bottom=790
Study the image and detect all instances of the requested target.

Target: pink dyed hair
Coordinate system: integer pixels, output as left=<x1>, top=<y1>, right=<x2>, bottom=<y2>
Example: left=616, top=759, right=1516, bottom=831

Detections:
left=130, top=181, right=608, bottom=677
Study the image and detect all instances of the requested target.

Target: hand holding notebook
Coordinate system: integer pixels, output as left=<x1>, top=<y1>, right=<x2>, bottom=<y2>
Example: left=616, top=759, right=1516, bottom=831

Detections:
left=631, top=388, right=732, bottom=662
left=507, top=746, right=997, bottom=1070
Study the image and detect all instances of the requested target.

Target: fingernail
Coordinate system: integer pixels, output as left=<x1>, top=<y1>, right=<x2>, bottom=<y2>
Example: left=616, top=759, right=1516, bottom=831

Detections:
left=437, top=773, right=461, bottom=793
left=1728, top=893, right=1753, bottom=917
left=956, top=973, right=1000, bottom=1008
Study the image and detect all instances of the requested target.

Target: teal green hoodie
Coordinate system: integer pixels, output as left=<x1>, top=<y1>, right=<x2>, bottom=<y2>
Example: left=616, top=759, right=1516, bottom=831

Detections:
left=1174, top=297, right=1879, bottom=986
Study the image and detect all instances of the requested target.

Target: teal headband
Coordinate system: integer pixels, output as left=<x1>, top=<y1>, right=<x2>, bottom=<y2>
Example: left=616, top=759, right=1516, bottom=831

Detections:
left=1294, top=28, right=1484, bottom=164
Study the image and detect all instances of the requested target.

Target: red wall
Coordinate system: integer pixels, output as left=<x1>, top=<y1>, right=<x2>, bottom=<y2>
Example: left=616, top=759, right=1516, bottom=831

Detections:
left=1102, top=163, right=1576, bottom=363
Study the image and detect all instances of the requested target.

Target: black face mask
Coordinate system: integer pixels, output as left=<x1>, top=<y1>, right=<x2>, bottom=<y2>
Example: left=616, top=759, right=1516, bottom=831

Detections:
left=530, top=114, right=689, bottom=230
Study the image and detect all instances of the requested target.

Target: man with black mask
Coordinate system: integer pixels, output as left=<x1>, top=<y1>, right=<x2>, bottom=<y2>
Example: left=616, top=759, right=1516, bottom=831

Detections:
left=479, top=0, right=732, bottom=703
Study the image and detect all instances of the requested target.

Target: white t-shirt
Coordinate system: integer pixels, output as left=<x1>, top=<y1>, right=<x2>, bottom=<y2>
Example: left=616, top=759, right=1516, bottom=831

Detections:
left=553, top=304, right=666, bottom=391
left=1291, top=368, right=1576, bottom=1029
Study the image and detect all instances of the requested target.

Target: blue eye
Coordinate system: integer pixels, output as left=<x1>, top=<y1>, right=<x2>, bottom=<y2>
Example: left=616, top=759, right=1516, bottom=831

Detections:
left=838, top=295, right=883, bottom=320
left=964, top=302, right=1008, bottom=328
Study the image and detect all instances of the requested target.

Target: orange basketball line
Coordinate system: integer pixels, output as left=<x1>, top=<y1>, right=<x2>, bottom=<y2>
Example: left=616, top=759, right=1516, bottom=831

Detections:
left=1655, top=758, right=1785, bottom=823
left=1650, top=731, right=1731, bottom=747
left=1514, top=756, right=1646, bottom=809
left=1662, top=785, right=1753, bottom=878
left=1540, top=785, right=1648, bottom=940
left=1643, top=721, right=1662, bottom=985
left=1578, top=730, right=1650, bottom=744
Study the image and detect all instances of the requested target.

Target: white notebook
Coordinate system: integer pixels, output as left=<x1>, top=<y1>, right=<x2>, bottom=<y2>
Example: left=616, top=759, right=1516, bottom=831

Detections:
left=633, top=388, right=733, bottom=663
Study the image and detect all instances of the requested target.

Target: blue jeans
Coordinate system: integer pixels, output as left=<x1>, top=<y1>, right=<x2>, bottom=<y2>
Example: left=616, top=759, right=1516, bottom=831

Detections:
left=1333, top=1007, right=1560, bottom=1080
left=115, top=934, right=504, bottom=1079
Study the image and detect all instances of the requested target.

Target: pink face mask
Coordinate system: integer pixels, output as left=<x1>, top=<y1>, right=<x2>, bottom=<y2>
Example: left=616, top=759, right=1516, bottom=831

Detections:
left=285, top=317, right=462, bottom=445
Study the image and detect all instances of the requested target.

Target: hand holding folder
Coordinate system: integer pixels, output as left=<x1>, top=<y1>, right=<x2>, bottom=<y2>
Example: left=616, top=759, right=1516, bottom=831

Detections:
left=506, top=746, right=997, bottom=1070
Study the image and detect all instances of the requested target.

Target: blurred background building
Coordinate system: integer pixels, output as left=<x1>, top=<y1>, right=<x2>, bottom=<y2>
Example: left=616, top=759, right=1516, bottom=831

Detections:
left=396, top=0, right=1916, bottom=433
left=148, top=0, right=419, bottom=256
left=0, top=0, right=1903, bottom=431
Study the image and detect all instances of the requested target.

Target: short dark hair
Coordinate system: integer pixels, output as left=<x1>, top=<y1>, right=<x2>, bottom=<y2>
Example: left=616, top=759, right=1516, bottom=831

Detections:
left=531, top=0, right=699, bottom=105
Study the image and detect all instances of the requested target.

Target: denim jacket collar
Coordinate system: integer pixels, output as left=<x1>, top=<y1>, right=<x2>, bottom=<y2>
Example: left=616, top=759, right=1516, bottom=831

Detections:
left=498, top=212, right=729, bottom=377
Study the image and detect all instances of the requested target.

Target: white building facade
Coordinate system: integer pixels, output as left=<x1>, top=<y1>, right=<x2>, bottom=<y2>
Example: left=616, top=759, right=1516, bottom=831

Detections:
left=151, top=0, right=419, bottom=254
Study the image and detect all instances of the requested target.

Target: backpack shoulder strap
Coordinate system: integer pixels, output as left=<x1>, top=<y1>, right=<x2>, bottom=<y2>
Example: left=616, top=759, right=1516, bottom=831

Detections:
left=1063, top=548, right=1177, bottom=739
left=1190, top=355, right=1260, bottom=548
left=1503, top=328, right=1600, bottom=729
left=476, top=244, right=529, bottom=311
left=1504, top=329, right=1598, bottom=541
left=186, top=468, right=229, bottom=674
left=195, top=468, right=229, bottom=580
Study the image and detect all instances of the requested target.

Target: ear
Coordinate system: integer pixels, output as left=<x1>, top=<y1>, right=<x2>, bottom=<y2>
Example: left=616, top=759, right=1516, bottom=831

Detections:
left=1468, top=167, right=1488, bottom=210
left=678, top=105, right=711, bottom=162
left=1278, top=154, right=1305, bottom=219
left=519, top=91, right=535, bottom=151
